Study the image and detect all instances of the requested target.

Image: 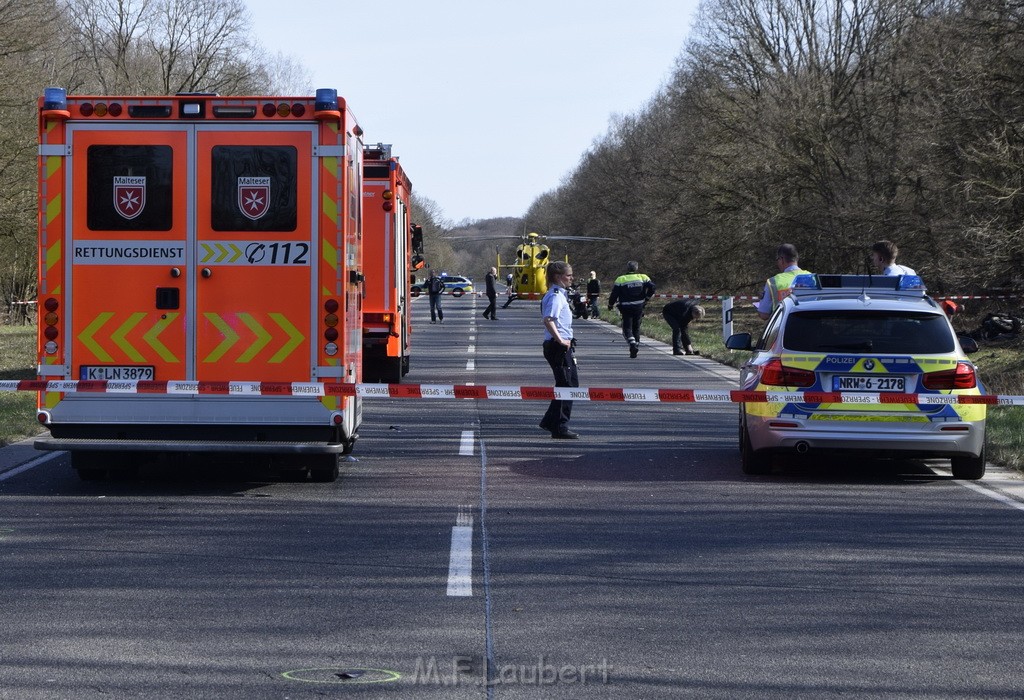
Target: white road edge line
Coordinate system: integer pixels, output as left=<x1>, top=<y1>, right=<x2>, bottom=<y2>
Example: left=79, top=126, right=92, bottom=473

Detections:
left=0, top=453, right=58, bottom=482
left=459, top=430, right=475, bottom=456
left=956, top=480, right=1024, bottom=512
left=447, top=513, right=474, bottom=597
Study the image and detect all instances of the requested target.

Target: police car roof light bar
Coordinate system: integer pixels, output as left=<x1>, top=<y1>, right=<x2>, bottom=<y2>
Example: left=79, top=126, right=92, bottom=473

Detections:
left=791, top=273, right=927, bottom=298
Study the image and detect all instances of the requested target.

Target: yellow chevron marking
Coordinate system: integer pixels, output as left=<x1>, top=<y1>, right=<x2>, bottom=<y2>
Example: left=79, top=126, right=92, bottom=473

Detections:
left=45, top=392, right=60, bottom=408
left=143, top=313, right=180, bottom=363
left=237, top=313, right=273, bottom=363
left=322, top=192, right=339, bottom=225
left=215, top=243, right=230, bottom=262
left=78, top=312, right=114, bottom=362
left=203, top=313, right=240, bottom=363
left=322, top=238, right=339, bottom=271
left=268, top=313, right=304, bottom=363
left=46, top=194, right=61, bottom=225
left=228, top=243, right=242, bottom=262
left=46, top=156, right=61, bottom=179
left=110, top=312, right=147, bottom=361
left=46, top=240, right=61, bottom=271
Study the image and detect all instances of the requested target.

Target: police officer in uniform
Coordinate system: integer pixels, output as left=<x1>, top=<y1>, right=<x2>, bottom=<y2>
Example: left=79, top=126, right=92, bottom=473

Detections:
left=755, top=243, right=810, bottom=320
left=608, top=260, right=655, bottom=358
left=539, top=261, right=579, bottom=439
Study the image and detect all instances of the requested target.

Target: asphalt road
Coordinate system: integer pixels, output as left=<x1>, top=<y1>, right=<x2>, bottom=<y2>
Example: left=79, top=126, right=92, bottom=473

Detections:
left=2, top=294, right=1024, bottom=698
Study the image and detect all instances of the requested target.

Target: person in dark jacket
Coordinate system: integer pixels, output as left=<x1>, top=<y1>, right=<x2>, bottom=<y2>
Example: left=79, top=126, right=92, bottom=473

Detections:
left=482, top=266, right=498, bottom=320
left=661, top=300, right=705, bottom=355
left=586, top=271, right=601, bottom=319
left=608, top=261, right=655, bottom=358
left=427, top=270, right=444, bottom=324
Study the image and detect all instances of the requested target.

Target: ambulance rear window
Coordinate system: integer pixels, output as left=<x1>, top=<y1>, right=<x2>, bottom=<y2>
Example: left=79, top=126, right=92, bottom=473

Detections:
left=784, top=311, right=955, bottom=354
left=211, top=146, right=297, bottom=231
left=87, top=145, right=173, bottom=231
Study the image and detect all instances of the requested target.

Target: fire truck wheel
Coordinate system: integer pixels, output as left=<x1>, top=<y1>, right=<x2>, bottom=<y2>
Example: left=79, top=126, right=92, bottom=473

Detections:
left=310, top=455, right=340, bottom=482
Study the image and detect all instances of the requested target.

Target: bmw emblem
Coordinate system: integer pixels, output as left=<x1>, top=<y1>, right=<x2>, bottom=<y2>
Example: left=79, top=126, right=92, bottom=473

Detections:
left=864, top=359, right=875, bottom=370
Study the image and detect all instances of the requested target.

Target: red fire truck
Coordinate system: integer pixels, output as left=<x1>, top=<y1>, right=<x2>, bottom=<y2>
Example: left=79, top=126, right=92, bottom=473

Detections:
left=361, top=143, right=421, bottom=383
left=35, top=87, right=364, bottom=482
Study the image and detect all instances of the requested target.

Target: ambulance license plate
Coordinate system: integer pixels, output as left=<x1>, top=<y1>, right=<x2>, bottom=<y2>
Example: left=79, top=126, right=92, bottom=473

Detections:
left=80, top=366, right=155, bottom=381
left=833, top=375, right=905, bottom=392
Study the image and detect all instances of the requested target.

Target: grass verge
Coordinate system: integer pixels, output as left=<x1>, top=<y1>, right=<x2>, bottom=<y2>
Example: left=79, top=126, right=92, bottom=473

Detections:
left=0, top=325, right=41, bottom=446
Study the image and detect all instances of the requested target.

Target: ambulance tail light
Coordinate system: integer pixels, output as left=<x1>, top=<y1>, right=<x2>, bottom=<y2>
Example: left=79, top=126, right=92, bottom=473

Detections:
left=922, top=362, right=976, bottom=390
left=759, top=359, right=815, bottom=388
left=323, top=299, right=340, bottom=346
left=382, top=189, right=394, bottom=211
left=365, top=312, right=393, bottom=324
left=42, top=298, right=59, bottom=343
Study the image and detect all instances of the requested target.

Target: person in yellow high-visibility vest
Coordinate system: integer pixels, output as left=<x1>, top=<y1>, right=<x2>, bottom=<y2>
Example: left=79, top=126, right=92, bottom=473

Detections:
left=755, top=243, right=811, bottom=320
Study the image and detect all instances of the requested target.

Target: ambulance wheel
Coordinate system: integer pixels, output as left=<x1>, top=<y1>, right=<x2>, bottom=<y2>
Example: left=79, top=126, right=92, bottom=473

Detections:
left=310, top=455, right=340, bottom=483
left=740, top=424, right=772, bottom=476
left=951, top=446, right=986, bottom=480
left=71, top=452, right=107, bottom=481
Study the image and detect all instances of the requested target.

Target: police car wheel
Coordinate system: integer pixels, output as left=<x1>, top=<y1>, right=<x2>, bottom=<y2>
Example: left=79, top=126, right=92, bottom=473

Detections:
left=740, top=424, right=772, bottom=476
left=950, top=446, right=985, bottom=480
left=452, top=288, right=465, bottom=297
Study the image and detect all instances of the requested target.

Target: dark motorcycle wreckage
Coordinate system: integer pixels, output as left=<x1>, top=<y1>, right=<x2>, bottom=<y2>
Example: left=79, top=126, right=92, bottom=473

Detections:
left=567, top=284, right=591, bottom=319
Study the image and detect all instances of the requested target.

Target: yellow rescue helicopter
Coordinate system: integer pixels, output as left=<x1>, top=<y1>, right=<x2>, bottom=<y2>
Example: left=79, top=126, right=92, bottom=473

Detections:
left=445, top=231, right=613, bottom=296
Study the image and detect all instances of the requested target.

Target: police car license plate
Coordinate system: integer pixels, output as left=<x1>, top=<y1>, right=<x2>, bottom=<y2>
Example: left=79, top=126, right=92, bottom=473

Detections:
left=80, top=365, right=155, bottom=381
left=833, top=375, right=905, bottom=392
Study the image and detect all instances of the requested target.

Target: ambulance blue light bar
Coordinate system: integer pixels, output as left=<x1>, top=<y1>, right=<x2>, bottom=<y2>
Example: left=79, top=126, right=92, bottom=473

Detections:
left=43, top=87, right=67, bottom=111
left=314, top=88, right=339, bottom=112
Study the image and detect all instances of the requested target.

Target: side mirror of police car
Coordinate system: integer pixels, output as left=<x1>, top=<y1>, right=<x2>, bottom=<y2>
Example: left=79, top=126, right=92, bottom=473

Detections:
left=726, top=333, right=753, bottom=351
left=958, top=336, right=979, bottom=354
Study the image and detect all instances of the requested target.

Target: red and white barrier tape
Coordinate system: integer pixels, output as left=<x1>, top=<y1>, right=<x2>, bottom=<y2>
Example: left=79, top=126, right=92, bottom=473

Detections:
left=4, top=379, right=1022, bottom=405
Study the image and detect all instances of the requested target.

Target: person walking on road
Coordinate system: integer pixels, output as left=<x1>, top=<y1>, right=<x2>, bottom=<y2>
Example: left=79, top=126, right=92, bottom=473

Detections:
left=501, top=272, right=517, bottom=309
left=427, top=270, right=445, bottom=324
left=755, top=243, right=810, bottom=320
left=608, top=260, right=655, bottom=358
left=661, top=300, right=705, bottom=355
left=586, top=271, right=601, bottom=319
left=482, top=266, right=498, bottom=320
left=539, top=261, right=579, bottom=440
left=870, top=240, right=916, bottom=276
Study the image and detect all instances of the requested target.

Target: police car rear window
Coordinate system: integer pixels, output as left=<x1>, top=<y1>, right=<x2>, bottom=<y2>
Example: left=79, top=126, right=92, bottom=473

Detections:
left=784, top=311, right=955, bottom=354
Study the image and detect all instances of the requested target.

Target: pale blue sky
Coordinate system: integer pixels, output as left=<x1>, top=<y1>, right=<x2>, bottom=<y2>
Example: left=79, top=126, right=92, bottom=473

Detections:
left=245, top=0, right=701, bottom=222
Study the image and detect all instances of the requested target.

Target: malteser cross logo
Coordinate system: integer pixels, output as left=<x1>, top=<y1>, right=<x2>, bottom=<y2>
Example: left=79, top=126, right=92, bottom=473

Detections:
left=113, top=176, right=146, bottom=220
left=238, top=177, right=271, bottom=220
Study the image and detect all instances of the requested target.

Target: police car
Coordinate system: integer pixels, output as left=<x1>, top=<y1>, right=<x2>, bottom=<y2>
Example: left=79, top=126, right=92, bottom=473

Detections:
left=726, top=274, right=987, bottom=479
left=411, top=274, right=474, bottom=297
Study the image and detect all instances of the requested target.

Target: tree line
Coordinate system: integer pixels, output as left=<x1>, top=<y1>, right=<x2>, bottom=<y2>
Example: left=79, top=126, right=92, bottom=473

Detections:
left=518, top=0, right=1023, bottom=297
left=2, top=0, right=1020, bottom=318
